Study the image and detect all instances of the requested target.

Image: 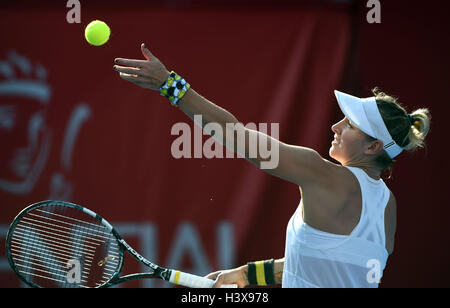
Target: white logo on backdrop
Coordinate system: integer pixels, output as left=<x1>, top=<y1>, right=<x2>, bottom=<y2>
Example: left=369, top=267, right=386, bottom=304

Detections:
left=0, top=50, right=91, bottom=200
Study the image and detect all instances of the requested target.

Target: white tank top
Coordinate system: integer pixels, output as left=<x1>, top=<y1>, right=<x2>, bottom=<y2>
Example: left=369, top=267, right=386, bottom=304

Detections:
left=282, top=166, right=390, bottom=288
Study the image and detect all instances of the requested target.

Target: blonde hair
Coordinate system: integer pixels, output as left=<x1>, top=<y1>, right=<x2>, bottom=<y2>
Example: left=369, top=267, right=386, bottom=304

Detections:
left=403, top=108, right=431, bottom=151
left=367, top=87, right=431, bottom=173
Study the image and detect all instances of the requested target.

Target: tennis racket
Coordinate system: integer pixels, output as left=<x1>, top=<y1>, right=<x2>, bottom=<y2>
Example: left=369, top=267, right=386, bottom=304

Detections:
left=6, top=200, right=237, bottom=288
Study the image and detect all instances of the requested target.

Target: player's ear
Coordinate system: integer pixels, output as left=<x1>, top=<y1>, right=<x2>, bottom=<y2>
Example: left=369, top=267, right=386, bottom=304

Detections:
left=364, top=139, right=383, bottom=155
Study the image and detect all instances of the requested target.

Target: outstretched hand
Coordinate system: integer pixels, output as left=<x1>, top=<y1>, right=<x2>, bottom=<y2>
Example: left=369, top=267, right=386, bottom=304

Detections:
left=113, top=43, right=171, bottom=91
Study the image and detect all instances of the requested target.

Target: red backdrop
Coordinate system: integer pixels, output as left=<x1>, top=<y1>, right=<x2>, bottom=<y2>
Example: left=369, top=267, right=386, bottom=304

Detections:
left=0, top=0, right=448, bottom=288
left=353, top=0, right=450, bottom=288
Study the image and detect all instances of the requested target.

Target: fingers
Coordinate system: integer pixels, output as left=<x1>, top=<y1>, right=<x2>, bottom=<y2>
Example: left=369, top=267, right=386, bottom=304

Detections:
left=141, top=43, right=154, bottom=61
left=119, top=71, right=138, bottom=79
left=213, top=274, right=225, bottom=288
left=205, top=271, right=222, bottom=287
left=114, top=43, right=155, bottom=67
left=113, top=65, right=144, bottom=77
left=205, top=271, right=225, bottom=288
left=205, top=271, right=219, bottom=281
left=118, top=72, right=146, bottom=86
left=206, top=270, right=244, bottom=288
left=114, top=44, right=167, bottom=90
left=213, top=273, right=241, bottom=288
left=114, top=58, right=147, bottom=68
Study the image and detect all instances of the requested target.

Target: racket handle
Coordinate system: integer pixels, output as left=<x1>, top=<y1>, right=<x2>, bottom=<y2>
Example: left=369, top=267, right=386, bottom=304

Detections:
left=169, top=270, right=237, bottom=288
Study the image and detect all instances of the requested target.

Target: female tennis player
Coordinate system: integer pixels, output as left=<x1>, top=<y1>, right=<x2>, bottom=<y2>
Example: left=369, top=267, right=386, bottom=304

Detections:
left=113, top=44, right=431, bottom=288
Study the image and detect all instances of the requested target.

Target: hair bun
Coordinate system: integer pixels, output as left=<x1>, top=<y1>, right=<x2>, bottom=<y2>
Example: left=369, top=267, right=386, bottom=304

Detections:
left=403, top=109, right=430, bottom=151
left=408, top=114, right=423, bottom=131
left=413, top=120, right=422, bottom=130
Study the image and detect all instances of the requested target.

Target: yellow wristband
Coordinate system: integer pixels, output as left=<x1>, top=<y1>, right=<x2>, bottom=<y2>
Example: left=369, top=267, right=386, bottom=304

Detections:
left=247, top=259, right=275, bottom=286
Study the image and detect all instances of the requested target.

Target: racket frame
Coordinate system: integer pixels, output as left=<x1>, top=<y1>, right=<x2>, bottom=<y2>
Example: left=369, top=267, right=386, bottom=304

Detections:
left=6, top=200, right=233, bottom=288
left=6, top=200, right=171, bottom=288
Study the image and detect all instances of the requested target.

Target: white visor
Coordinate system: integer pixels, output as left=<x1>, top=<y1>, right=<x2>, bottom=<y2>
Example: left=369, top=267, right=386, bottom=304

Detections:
left=334, top=90, right=403, bottom=158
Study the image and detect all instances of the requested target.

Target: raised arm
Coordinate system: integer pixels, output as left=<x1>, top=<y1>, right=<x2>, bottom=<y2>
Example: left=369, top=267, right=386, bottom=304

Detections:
left=114, top=44, right=333, bottom=187
left=177, top=87, right=331, bottom=186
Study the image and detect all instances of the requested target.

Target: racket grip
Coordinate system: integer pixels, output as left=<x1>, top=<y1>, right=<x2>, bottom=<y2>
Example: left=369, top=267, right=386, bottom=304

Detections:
left=169, top=270, right=237, bottom=288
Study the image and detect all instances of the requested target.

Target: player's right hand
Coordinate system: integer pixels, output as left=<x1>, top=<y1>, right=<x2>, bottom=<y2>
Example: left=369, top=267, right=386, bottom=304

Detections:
left=205, top=265, right=249, bottom=288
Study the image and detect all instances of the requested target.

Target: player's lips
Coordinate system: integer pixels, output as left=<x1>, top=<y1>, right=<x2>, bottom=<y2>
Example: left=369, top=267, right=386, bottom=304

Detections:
left=332, top=135, right=340, bottom=145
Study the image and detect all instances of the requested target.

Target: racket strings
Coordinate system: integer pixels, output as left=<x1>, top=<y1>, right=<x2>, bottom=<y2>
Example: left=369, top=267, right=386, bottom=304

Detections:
left=9, top=204, right=121, bottom=288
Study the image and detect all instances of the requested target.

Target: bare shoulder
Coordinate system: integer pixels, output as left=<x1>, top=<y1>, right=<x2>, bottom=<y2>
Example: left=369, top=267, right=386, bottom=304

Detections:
left=296, top=155, right=361, bottom=199
left=300, top=160, right=362, bottom=233
left=262, top=143, right=347, bottom=187
left=293, top=148, right=356, bottom=187
left=315, top=159, right=360, bottom=190
left=262, top=141, right=359, bottom=197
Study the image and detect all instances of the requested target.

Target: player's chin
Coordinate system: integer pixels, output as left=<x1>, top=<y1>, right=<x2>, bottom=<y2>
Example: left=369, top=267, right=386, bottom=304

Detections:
left=329, top=145, right=337, bottom=159
left=329, top=145, right=343, bottom=163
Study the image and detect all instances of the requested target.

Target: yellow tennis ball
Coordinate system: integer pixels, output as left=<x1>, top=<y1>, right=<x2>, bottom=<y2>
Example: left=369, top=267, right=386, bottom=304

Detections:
left=85, top=20, right=111, bottom=46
